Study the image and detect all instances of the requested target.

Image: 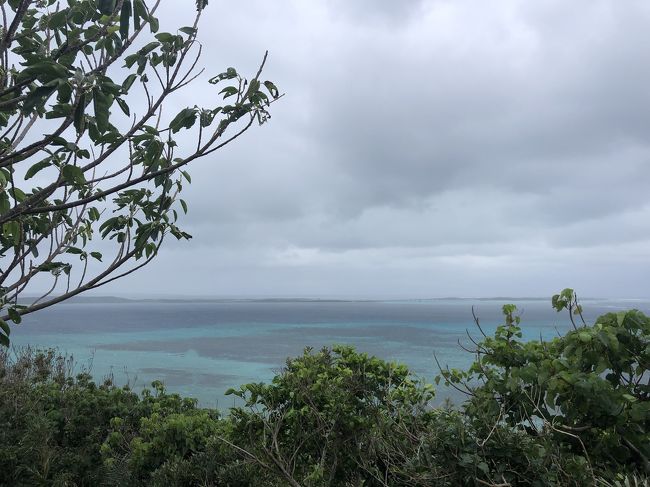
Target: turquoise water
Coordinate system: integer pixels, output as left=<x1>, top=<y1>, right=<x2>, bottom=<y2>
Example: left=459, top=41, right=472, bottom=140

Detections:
left=9, top=298, right=647, bottom=408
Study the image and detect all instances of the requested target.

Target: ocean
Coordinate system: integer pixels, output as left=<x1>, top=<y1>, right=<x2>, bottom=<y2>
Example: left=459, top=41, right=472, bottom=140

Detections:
left=9, top=297, right=648, bottom=408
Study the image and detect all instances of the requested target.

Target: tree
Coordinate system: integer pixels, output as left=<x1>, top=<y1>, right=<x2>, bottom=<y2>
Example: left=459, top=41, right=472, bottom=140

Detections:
left=225, top=346, right=436, bottom=486
left=0, top=0, right=281, bottom=345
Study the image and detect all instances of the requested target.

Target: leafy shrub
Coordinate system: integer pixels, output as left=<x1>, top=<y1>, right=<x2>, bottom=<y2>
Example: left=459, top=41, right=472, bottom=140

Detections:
left=0, top=291, right=647, bottom=485
left=440, top=289, right=650, bottom=483
left=0, top=348, right=141, bottom=485
left=226, top=345, right=434, bottom=485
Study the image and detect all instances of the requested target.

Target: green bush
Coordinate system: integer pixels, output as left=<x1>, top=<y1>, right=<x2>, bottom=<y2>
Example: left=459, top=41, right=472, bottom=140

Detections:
left=0, top=292, right=647, bottom=485
left=0, top=348, right=141, bottom=485
left=226, top=345, right=434, bottom=485
left=439, top=289, right=650, bottom=483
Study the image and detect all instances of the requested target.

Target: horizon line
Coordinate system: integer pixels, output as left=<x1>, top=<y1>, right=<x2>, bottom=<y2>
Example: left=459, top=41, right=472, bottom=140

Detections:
left=16, top=294, right=649, bottom=304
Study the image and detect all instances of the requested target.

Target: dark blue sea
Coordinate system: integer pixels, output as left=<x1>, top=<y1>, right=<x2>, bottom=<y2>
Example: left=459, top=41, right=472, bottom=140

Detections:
left=9, top=297, right=648, bottom=408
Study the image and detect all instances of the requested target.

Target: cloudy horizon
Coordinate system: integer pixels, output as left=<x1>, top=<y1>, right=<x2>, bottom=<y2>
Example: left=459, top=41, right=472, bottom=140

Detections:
left=98, top=0, right=650, bottom=299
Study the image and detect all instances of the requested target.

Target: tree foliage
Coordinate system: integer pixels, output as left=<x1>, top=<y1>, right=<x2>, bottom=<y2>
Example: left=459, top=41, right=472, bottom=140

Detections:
left=0, top=0, right=280, bottom=345
left=1, top=293, right=648, bottom=485
left=439, top=289, right=650, bottom=484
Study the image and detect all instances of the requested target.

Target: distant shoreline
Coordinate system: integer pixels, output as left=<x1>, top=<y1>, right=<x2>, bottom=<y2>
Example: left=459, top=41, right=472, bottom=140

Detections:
left=16, top=295, right=645, bottom=305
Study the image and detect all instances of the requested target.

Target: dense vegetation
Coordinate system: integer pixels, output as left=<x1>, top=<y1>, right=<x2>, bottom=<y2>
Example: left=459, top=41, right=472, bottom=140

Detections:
left=1, top=290, right=648, bottom=486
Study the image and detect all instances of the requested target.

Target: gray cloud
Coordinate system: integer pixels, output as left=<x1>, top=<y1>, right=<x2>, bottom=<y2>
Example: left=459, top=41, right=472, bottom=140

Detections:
left=325, top=0, right=427, bottom=24
left=98, top=0, right=650, bottom=298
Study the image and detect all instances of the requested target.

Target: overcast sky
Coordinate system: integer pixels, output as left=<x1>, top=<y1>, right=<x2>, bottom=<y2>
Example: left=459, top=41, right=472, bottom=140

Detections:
left=102, top=0, right=650, bottom=298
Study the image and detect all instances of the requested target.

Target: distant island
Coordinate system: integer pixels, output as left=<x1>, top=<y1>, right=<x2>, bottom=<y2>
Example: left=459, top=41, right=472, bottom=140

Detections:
left=16, top=294, right=631, bottom=305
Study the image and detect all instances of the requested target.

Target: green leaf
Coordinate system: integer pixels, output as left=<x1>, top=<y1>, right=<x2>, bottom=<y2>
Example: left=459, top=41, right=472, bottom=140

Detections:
left=133, top=0, right=147, bottom=29
left=169, top=108, right=197, bottom=133
left=62, top=165, right=86, bottom=185
left=88, top=207, right=101, bottom=221
left=264, top=80, right=280, bottom=98
left=144, top=242, right=156, bottom=259
left=219, top=86, right=238, bottom=98
left=120, top=0, right=132, bottom=40
left=2, top=220, right=20, bottom=245
left=115, top=97, right=130, bottom=116
left=74, top=92, right=86, bottom=134
left=90, top=251, right=103, bottom=262
left=149, top=16, right=159, bottom=33
left=561, top=288, right=574, bottom=299
left=57, top=82, right=73, bottom=103
left=93, top=88, right=113, bottom=133
left=7, top=308, right=21, bottom=324
left=138, top=42, right=160, bottom=56
left=122, top=74, right=137, bottom=92
left=0, top=318, right=11, bottom=336
left=179, top=26, right=197, bottom=36
left=180, top=199, right=188, bottom=214
left=0, top=193, right=10, bottom=214
left=10, top=188, right=26, bottom=203
left=0, top=332, right=9, bottom=347
left=45, top=104, right=73, bottom=119
left=20, top=61, right=69, bottom=82
left=199, top=109, right=216, bottom=127
left=145, top=139, right=163, bottom=163
left=246, top=79, right=260, bottom=98
left=98, top=0, right=116, bottom=15
left=23, top=83, right=58, bottom=112
left=124, top=54, right=139, bottom=69
left=577, top=331, right=591, bottom=343
left=25, top=160, right=51, bottom=180
left=88, top=122, right=101, bottom=142
left=48, top=10, right=68, bottom=29
left=622, top=393, right=637, bottom=403
left=155, top=32, right=175, bottom=43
